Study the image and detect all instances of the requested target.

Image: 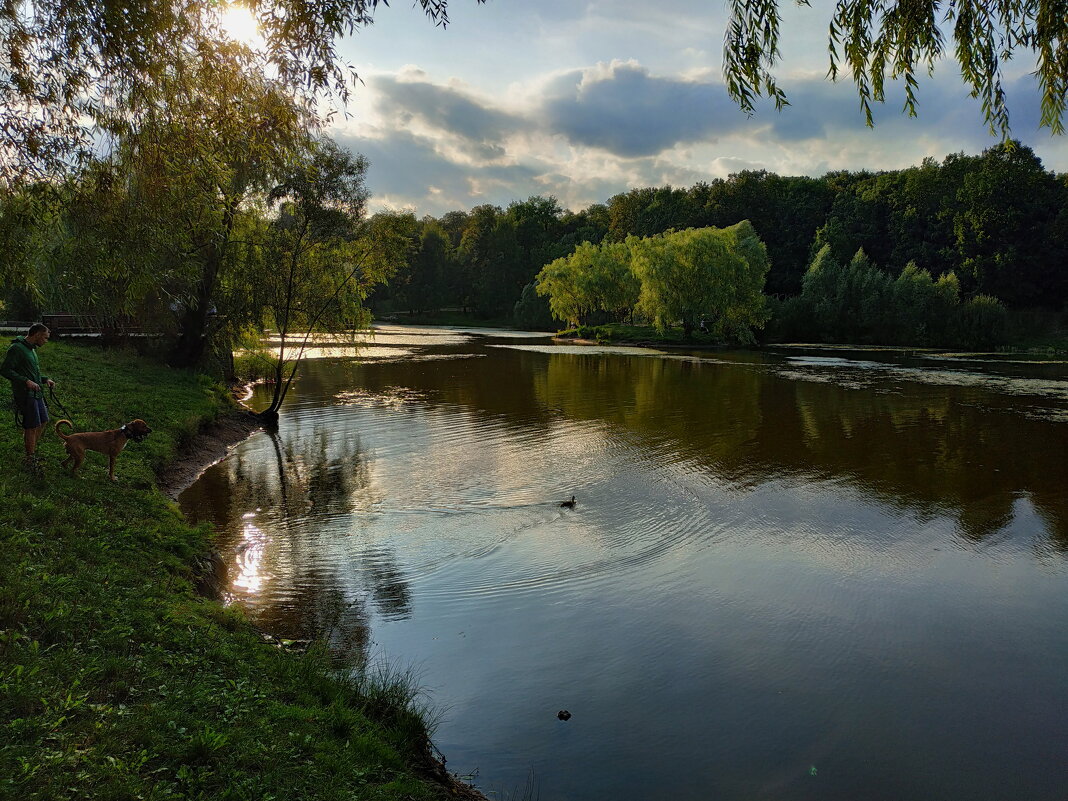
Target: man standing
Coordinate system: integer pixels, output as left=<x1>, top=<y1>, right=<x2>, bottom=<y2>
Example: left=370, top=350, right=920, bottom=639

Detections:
left=1, top=323, right=56, bottom=472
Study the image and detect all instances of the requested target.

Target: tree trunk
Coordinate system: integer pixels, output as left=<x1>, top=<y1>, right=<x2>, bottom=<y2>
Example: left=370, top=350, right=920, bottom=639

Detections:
left=168, top=197, right=238, bottom=368
left=168, top=264, right=216, bottom=367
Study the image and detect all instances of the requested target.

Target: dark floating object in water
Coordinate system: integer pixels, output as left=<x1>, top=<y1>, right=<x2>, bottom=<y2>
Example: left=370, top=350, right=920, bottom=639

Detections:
left=560, top=496, right=576, bottom=508
left=557, top=710, right=572, bottom=721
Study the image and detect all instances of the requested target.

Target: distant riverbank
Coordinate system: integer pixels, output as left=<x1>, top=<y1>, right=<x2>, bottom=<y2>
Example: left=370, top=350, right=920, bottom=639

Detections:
left=553, top=321, right=1068, bottom=356
left=0, top=341, right=484, bottom=801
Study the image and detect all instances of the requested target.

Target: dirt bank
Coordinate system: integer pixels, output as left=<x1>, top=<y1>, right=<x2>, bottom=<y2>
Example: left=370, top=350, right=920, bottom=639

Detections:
left=157, top=408, right=264, bottom=500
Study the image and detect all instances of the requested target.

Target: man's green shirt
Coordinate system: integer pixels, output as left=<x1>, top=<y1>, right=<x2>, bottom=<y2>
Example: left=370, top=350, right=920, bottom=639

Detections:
left=1, top=337, right=49, bottom=403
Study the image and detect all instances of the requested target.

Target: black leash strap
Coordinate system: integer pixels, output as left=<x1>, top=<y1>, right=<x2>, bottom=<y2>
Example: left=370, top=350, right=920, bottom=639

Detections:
left=48, top=385, right=77, bottom=428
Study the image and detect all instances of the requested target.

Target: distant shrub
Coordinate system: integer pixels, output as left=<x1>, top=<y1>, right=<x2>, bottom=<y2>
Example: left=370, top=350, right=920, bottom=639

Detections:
left=955, top=294, right=1008, bottom=349
left=889, top=264, right=960, bottom=346
left=769, top=248, right=1010, bottom=351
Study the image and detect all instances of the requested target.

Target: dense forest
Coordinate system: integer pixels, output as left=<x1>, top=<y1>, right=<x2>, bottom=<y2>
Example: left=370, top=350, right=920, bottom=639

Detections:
left=2, top=140, right=1066, bottom=358
left=365, top=140, right=1067, bottom=348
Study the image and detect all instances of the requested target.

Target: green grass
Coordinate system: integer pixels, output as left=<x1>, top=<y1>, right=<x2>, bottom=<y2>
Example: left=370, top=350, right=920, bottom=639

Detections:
left=0, top=341, right=466, bottom=801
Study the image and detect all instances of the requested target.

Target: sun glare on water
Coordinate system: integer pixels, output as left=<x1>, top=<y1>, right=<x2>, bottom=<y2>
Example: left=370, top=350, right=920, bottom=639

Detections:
left=219, top=4, right=263, bottom=48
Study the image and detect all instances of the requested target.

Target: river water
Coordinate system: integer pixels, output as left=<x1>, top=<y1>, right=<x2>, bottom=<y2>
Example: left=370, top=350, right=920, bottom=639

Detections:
left=179, top=324, right=1068, bottom=800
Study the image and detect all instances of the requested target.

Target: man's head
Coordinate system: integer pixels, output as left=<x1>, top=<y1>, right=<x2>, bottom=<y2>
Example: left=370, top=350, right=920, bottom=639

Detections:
left=26, top=324, right=49, bottom=347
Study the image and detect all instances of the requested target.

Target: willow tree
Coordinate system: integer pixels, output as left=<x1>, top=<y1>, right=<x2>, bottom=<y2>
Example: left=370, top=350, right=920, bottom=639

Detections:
left=535, top=243, right=601, bottom=327
left=38, top=41, right=316, bottom=366
left=724, top=1, right=1068, bottom=135
left=0, top=0, right=486, bottom=184
left=630, top=222, right=771, bottom=343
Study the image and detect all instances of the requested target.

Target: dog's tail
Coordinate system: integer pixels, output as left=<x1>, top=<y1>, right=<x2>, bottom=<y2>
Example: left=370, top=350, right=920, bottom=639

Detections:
left=54, top=419, right=75, bottom=439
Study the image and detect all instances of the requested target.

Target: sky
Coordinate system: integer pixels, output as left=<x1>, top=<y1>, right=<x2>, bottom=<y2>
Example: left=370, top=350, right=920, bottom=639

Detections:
left=318, top=0, right=1068, bottom=217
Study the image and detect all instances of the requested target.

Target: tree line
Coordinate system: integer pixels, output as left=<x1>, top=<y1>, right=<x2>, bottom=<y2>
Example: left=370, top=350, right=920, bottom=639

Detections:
left=2, top=138, right=1065, bottom=361
left=367, top=140, right=1066, bottom=347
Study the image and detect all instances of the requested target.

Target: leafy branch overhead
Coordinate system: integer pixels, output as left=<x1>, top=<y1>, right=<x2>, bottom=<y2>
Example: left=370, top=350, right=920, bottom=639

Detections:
left=726, top=0, right=1068, bottom=135
left=3, top=0, right=1067, bottom=183
left=0, top=0, right=484, bottom=182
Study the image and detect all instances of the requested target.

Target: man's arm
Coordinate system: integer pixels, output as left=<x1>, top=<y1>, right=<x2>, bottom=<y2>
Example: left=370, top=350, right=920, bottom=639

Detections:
left=0, top=348, right=30, bottom=384
left=0, top=347, right=44, bottom=389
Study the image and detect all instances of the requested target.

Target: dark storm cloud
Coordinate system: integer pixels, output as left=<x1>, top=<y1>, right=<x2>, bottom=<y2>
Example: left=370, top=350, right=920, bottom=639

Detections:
left=541, top=62, right=749, bottom=157
left=371, top=74, right=524, bottom=152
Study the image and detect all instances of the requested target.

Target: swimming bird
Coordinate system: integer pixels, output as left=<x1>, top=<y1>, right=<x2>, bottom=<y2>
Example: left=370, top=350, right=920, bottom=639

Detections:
left=560, top=496, right=576, bottom=508
left=557, top=710, right=572, bottom=721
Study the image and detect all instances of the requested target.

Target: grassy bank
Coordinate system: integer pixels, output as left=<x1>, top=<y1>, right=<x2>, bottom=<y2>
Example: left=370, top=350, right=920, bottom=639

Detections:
left=556, top=323, right=724, bottom=347
left=0, top=341, right=472, bottom=801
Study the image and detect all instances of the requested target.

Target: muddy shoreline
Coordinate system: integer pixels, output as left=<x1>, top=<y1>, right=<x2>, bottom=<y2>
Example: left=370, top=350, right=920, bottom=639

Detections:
left=157, top=407, right=264, bottom=500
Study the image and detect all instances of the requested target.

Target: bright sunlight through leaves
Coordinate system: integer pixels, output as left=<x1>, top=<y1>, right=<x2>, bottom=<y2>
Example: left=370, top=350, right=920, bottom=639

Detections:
left=218, top=4, right=263, bottom=48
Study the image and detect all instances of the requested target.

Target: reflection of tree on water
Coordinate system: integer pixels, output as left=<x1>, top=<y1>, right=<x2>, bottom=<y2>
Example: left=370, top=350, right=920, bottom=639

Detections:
left=532, top=352, right=1068, bottom=546
left=179, top=420, right=414, bottom=661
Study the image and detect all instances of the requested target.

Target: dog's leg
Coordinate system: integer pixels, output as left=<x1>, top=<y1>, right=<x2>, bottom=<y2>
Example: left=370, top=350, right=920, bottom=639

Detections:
left=108, top=455, right=117, bottom=481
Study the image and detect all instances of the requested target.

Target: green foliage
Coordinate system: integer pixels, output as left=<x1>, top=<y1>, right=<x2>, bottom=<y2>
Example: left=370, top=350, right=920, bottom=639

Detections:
left=244, top=145, right=410, bottom=415
left=777, top=245, right=1008, bottom=349
left=5, top=140, right=1065, bottom=363
left=538, top=222, right=770, bottom=343
left=724, top=0, right=1068, bottom=135
left=632, top=223, right=771, bottom=342
left=0, top=342, right=456, bottom=801
left=801, top=246, right=893, bottom=343
left=0, top=1, right=484, bottom=183
left=393, top=224, right=449, bottom=315
left=889, top=264, right=959, bottom=346
left=955, top=294, right=1009, bottom=350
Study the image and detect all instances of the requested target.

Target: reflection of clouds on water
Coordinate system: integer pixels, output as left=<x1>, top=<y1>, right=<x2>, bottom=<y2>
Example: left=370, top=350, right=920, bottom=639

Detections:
left=186, top=331, right=1068, bottom=651
left=778, top=355, right=1068, bottom=422
left=783, top=355, right=1068, bottom=397
left=264, top=345, right=416, bottom=360
left=178, top=325, right=1068, bottom=801
left=334, top=386, right=430, bottom=408
left=374, top=323, right=550, bottom=340
left=179, top=420, right=416, bottom=657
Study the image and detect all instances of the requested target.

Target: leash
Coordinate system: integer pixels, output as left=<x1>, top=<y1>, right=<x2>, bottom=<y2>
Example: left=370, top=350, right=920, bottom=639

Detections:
left=47, top=384, right=78, bottom=428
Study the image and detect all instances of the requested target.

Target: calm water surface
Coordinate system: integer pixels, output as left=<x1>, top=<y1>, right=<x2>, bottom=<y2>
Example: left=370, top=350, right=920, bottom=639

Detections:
left=180, top=325, right=1068, bottom=800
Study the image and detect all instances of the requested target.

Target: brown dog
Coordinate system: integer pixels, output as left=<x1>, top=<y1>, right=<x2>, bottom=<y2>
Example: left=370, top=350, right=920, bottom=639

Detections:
left=54, top=419, right=152, bottom=481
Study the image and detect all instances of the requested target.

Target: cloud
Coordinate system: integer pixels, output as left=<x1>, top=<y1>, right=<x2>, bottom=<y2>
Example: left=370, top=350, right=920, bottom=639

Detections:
left=334, top=127, right=544, bottom=213
left=541, top=61, right=748, bottom=157
left=370, top=73, right=525, bottom=160
left=335, top=59, right=1068, bottom=218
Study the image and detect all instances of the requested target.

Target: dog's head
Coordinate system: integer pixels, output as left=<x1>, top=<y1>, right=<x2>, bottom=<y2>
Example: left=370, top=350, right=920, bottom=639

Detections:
left=122, top=419, right=152, bottom=443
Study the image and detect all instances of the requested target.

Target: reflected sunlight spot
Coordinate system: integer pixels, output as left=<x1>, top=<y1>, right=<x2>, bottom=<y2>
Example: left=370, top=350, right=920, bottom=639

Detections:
left=233, top=521, right=269, bottom=594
